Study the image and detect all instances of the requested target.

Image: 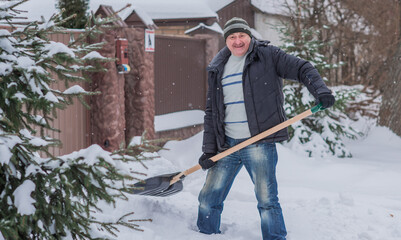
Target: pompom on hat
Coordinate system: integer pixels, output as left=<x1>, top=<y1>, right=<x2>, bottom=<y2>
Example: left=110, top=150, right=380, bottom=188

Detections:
left=223, top=17, right=252, bottom=40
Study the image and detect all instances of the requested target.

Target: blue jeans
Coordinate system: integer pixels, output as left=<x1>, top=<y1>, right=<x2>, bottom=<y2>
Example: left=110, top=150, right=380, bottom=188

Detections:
left=197, top=136, right=287, bottom=240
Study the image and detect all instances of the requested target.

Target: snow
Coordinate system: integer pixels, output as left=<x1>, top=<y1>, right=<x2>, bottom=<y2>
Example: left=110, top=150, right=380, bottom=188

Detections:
left=2, top=1, right=401, bottom=239
left=59, top=144, right=115, bottom=167
left=154, top=110, right=205, bottom=132
left=0, top=29, right=10, bottom=36
left=85, top=116, right=401, bottom=240
left=81, top=51, right=106, bottom=60
left=129, top=136, right=143, bottom=146
left=33, top=115, right=46, bottom=125
left=12, top=92, right=26, bottom=101
left=63, top=85, right=87, bottom=95
left=122, top=5, right=154, bottom=27
left=43, top=41, right=75, bottom=58
left=44, top=91, right=59, bottom=103
left=29, top=138, right=49, bottom=147
left=27, top=76, right=43, bottom=96
left=0, top=1, right=20, bottom=10
left=13, top=180, right=36, bottom=215
left=0, top=133, right=22, bottom=165
left=0, top=37, right=17, bottom=54
left=16, top=56, right=35, bottom=68
left=0, top=62, right=12, bottom=76
left=185, top=22, right=224, bottom=35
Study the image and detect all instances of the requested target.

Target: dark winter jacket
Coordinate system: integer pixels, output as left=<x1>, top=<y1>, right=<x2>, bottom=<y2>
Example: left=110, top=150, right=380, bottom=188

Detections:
left=202, top=38, right=332, bottom=154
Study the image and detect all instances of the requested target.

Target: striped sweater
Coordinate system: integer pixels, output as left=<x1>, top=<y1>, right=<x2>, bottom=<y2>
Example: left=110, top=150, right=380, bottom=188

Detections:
left=221, top=53, right=251, bottom=139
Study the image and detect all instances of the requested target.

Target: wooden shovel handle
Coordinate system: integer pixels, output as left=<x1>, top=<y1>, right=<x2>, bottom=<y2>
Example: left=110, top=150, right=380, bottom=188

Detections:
left=170, top=104, right=322, bottom=185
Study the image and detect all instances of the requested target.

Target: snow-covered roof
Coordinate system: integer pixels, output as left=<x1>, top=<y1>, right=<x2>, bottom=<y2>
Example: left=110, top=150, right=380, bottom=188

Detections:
left=5, top=0, right=296, bottom=24
left=10, top=0, right=302, bottom=26
left=118, top=5, right=155, bottom=27
left=122, top=0, right=217, bottom=20
left=95, top=5, right=128, bottom=27
left=9, top=0, right=218, bottom=23
left=184, top=22, right=223, bottom=35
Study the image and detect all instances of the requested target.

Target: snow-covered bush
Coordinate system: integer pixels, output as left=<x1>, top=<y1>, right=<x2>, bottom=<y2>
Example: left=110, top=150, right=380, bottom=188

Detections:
left=0, top=1, right=156, bottom=239
left=276, top=20, right=380, bottom=157
left=283, top=84, right=380, bottom=158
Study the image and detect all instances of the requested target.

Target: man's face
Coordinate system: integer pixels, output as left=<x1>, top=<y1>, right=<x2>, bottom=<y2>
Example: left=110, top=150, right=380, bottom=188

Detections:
left=226, top=32, right=251, bottom=57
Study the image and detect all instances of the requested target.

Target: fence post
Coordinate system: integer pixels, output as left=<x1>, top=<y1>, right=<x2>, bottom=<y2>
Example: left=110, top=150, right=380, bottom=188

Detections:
left=89, top=28, right=126, bottom=151
left=123, top=26, right=156, bottom=143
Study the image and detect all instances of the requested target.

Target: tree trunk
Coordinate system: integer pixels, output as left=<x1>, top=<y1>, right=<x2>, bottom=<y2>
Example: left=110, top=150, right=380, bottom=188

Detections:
left=379, top=43, right=401, bottom=136
left=378, top=1, right=401, bottom=137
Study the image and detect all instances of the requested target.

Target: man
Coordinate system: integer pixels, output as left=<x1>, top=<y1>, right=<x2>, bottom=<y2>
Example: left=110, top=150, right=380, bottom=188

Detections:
left=196, top=17, right=335, bottom=239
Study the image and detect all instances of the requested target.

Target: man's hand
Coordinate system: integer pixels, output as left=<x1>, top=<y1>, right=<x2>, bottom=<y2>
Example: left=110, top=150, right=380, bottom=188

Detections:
left=198, top=153, right=216, bottom=170
left=317, top=93, right=335, bottom=108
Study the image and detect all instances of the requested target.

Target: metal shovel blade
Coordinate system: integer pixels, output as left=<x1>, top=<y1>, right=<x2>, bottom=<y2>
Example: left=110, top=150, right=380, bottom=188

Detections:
left=131, top=172, right=183, bottom=197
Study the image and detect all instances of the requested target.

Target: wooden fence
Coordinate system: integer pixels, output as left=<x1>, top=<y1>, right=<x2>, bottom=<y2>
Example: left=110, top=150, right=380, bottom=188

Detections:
left=47, top=32, right=91, bottom=156
left=154, top=35, right=207, bottom=115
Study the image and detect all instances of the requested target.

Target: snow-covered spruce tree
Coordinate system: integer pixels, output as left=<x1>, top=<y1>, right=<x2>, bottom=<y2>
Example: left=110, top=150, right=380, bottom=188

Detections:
left=277, top=24, right=362, bottom=157
left=0, top=1, right=157, bottom=239
left=56, top=0, right=89, bottom=29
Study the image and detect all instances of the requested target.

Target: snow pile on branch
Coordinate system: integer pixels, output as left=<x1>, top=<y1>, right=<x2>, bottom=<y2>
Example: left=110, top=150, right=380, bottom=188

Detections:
left=82, top=51, right=106, bottom=60
left=13, top=180, right=36, bottom=215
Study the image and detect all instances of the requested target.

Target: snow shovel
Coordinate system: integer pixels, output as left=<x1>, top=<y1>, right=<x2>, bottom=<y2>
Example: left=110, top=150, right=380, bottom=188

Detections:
left=131, top=104, right=323, bottom=197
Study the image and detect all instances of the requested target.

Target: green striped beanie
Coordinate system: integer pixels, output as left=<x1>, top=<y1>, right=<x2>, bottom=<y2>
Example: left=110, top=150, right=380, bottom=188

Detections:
left=223, top=17, right=252, bottom=40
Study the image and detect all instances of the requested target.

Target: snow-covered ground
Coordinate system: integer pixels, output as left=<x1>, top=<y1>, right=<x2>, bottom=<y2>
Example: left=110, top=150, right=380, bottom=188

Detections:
left=96, top=122, right=401, bottom=240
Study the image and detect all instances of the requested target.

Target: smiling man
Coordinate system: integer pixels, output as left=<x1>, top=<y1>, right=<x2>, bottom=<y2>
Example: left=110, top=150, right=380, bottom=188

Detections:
left=196, top=17, right=335, bottom=239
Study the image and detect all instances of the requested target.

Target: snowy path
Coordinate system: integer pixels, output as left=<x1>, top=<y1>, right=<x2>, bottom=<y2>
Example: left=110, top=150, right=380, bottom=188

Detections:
left=99, top=126, right=401, bottom=240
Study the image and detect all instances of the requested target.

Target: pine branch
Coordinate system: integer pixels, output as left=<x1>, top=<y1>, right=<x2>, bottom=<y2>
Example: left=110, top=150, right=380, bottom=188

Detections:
left=91, top=212, right=152, bottom=236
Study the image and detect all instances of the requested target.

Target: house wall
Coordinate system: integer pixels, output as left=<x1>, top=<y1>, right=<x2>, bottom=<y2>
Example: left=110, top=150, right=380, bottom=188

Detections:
left=254, top=12, right=287, bottom=46
left=217, top=0, right=255, bottom=28
left=155, top=26, right=192, bottom=36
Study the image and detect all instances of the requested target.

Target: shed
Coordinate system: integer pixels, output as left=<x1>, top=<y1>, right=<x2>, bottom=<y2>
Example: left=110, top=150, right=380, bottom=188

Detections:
left=122, top=0, right=218, bottom=35
left=94, top=4, right=128, bottom=28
